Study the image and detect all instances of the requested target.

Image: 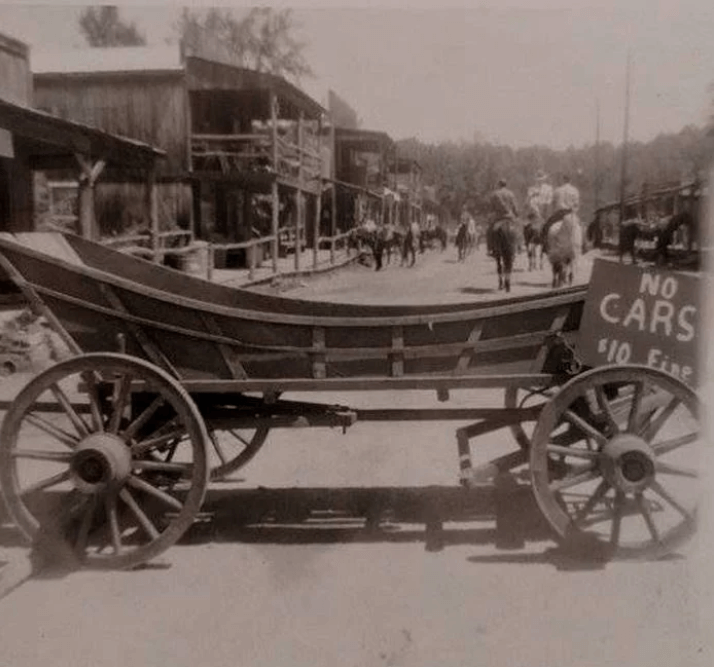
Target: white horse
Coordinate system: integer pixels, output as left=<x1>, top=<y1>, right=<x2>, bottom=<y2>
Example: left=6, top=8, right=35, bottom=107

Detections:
left=546, top=213, right=582, bottom=288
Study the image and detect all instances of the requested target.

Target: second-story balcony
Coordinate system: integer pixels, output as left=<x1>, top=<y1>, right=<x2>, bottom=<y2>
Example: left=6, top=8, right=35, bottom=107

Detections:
left=190, top=128, right=323, bottom=192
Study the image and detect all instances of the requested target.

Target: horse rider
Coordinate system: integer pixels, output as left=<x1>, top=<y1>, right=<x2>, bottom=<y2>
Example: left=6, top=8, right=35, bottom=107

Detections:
left=488, top=178, right=519, bottom=254
left=526, top=170, right=554, bottom=220
left=543, top=174, right=580, bottom=248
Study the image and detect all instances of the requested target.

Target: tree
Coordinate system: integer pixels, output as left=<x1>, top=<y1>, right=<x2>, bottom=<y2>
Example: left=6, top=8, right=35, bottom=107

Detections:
left=79, top=6, right=146, bottom=47
left=175, top=8, right=313, bottom=84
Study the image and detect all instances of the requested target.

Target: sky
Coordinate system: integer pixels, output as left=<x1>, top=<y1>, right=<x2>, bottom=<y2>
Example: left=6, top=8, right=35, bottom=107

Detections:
left=1, top=0, right=713, bottom=148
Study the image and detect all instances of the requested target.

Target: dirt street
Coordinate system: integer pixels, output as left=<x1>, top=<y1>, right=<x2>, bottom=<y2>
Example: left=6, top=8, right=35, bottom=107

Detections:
left=254, top=244, right=597, bottom=304
left=0, top=245, right=711, bottom=667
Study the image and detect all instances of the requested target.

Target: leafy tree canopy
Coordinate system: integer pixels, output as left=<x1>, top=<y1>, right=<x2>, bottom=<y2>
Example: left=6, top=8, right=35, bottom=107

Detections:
left=79, top=6, right=146, bottom=47
left=175, top=7, right=313, bottom=84
left=397, top=125, right=713, bottom=224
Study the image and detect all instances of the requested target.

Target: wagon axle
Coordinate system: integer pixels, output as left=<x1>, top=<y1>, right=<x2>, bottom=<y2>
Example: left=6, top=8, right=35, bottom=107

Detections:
left=600, top=434, right=656, bottom=493
left=70, top=433, right=132, bottom=494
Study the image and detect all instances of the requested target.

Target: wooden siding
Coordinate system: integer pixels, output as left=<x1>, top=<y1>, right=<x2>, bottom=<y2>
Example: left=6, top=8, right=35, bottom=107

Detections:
left=33, top=73, right=187, bottom=176
left=0, top=33, right=30, bottom=105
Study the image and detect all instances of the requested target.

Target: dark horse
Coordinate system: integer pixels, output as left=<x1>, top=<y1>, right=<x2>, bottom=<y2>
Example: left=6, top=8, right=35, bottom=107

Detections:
left=654, top=210, right=696, bottom=265
left=491, top=218, right=519, bottom=292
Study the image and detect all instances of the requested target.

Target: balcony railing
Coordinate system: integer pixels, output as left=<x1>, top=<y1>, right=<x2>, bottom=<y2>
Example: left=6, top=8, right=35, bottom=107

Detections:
left=191, top=131, right=322, bottom=187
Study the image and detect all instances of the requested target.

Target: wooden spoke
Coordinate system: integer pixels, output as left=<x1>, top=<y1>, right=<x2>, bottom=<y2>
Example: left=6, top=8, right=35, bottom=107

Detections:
left=610, top=491, right=625, bottom=547
left=562, top=409, right=608, bottom=446
left=652, top=432, right=698, bottom=456
left=25, top=413, right=79, bottom=449
left=12, top=449, right=73, bottom=462
left=131, top=428, right=186, bottom=457
left=573, top=479, right=610, bottom=527
left=20, top=469, right=72, bottom=496
left=640, top=397, right=682, bottom=443
left=121, top=396, right=165, bottom=441
left=649, top=481, right=694, bottom=524
left=75, top=497, right=98, bottom=555
left=210, top=433, right=229, bottom=466
left=105, top=494, right=122, bottom=556
left=119, top=488, right=160, bottom=540
left=635, top=492, right=660, bottom=543
left=655, top=460, right=698, bottom=479
left=627, top=381, right=645, bottom=433
left=549, top=465, right=599, bottom=492
left=127, top=476, right=184, bottom=512
left=80, top=371, right=105, bottom=432
left=228, top=430, right=252, bottom=448
left=546, top=444, right=599, bottom=460
left=49, top=383, right=90, bottom=438
left=594, top=386, right=619, bottom=434
left=108, top=373, right=133, bottom=434
left=132, top=459, right=192, bottom=474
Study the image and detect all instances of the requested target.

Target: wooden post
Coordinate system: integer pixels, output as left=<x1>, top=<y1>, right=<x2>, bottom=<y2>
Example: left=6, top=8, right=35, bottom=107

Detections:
left=294, top=188, right=301, bottom=271
left=145, top=165, right=159, bottom=263
left=313, top=188, right=321, bottom=269
left=249, top=239, right=256, bottom=281
left=329, top=116, right=337, bottom=264
left=75, top=154, right=105, bottom=242
left=295, top=112, right=304, bottom=271
left=270, top=91, right=279, bottom=273
left=271, top=181, right=279, bottom=273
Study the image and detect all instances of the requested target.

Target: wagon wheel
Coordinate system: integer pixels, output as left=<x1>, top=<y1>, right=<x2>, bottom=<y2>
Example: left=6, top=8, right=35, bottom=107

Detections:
left=207, top=423, right=270, bottom=480
left=0, top=353, right=208, bottom=570
left=530, top=365, right=700, bottom=560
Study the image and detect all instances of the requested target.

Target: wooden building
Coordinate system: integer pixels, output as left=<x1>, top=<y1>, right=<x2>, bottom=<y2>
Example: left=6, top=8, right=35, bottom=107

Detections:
left=330, top=127, right=397, bottom=234
left=33, top=45, right=326, bottom=271
left=392, top=157, right=423, bottom=228
left=594, top=179, right=706, bottom=244
left=1, top=34, right=164, bottom=240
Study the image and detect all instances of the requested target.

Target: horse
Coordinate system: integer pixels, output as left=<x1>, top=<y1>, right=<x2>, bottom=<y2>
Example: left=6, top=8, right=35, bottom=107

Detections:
left=546, top=213, right=582, bottom=288
left=523, top=211, right=546, bottom=271
left=422, top=224, right=448, bottom=251
left=491, top=218, right=520, bottom=292
left=654, top=210, right=696, bottom=265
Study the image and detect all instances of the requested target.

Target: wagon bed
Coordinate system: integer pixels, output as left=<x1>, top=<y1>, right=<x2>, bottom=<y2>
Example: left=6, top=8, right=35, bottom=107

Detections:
left=0, top=233, right=702, bottom=570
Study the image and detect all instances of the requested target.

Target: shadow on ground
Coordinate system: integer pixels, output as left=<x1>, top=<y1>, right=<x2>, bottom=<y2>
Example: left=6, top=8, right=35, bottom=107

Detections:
left=0, top=483, right=660, bottom=579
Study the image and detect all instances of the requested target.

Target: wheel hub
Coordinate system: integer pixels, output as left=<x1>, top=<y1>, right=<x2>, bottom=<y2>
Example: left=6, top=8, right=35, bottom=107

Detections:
left=70, top=433, right=132, bottom=494
left=600, top=433, right=656, bottom=493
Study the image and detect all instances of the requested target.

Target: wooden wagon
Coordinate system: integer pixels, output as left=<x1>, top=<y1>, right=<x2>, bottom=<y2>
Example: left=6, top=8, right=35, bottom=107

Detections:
left=0, top=233, right=701, bottom=568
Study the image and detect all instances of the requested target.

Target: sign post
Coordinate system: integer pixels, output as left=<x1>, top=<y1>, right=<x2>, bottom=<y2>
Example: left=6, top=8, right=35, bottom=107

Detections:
left=577, top=258, right=700, bottom=386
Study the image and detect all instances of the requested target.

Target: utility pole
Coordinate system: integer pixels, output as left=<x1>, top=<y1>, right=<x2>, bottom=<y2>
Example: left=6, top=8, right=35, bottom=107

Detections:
left=594, top=99, right=601, bottom=214
left=618, top=50, right=632, bottom=257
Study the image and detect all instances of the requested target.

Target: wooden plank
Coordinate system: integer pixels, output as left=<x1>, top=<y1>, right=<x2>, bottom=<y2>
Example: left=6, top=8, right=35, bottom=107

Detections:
left=312, top=326, right=326, bottom=379
left=178, top=373, right=555, bottom=394
left=0, top=243, right=82, bottom=355
left=200, top=313, right=248, bottom=379
left=32, top=282, right=562, bottom=365
left=99, top=283, right=178, bottom=377
left=390, top=325, right=404, bottom=377
left=455, top=322, right=483, bottom=373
